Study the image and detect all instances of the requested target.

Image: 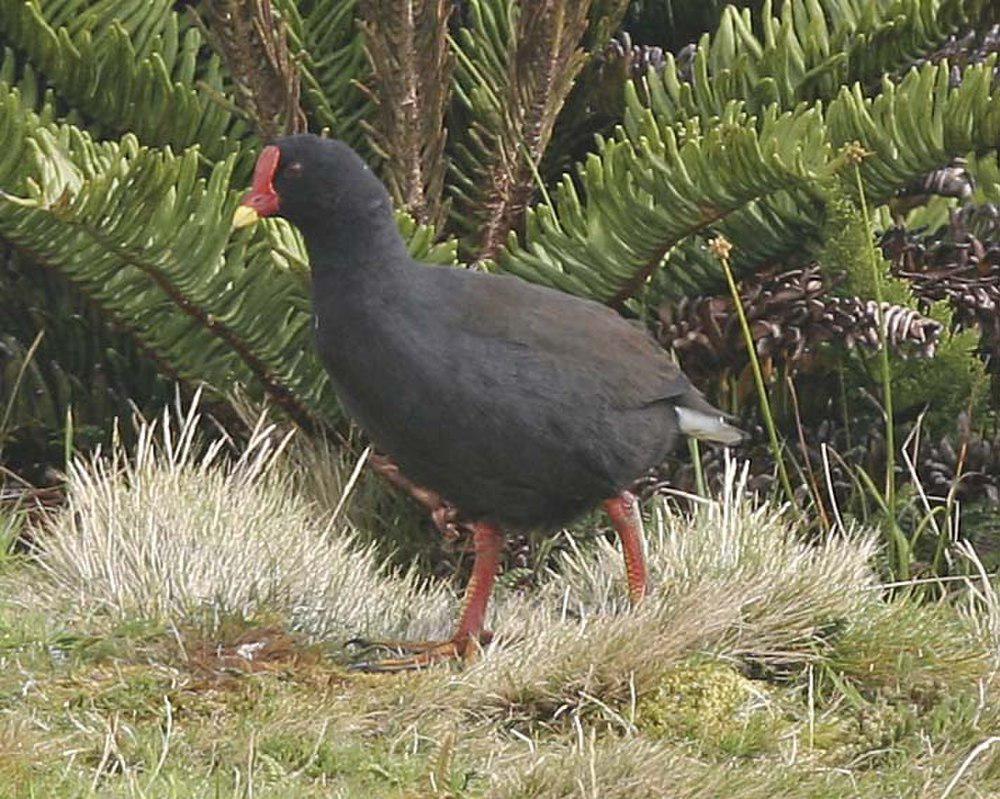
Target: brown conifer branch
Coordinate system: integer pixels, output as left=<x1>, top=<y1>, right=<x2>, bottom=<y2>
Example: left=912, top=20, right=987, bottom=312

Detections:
left=195, top=1, right=307, bottom=141
left=360, top=0, right=454, bottom=229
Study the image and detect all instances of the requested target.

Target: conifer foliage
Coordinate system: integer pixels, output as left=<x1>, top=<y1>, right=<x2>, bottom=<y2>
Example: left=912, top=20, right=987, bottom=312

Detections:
left=0, top=0, right=997, bottom=476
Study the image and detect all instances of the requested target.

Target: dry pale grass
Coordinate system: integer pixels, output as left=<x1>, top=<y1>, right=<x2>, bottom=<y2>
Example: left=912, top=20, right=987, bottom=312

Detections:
left=480, top=733, right=958, bottom=799
left=955, top=540, right=1000, bottom=670
left=338, top=463, right=889, bottom=733
left=539, top=460, right=880, bottom=666
left=485, top=737, right=719, bottom=799
left=30, top=394, right=453, bottom=642
left=9, top=401, right=1000, bottom=796
left=29, top=407, right=893, bottom=732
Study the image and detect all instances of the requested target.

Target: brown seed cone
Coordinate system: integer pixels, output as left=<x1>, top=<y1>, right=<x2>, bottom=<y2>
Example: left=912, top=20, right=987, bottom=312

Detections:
left=881, top=204, right=1000, bottom=376
left=656, top=265, right=942, bottom=380
left=917, top=417, right=1000, bottom=507
left=637, top=415, right=872, bottom=514
left=910, top=24, right=1000, bottom=88
left=601, top=32, right=667, bottom=82
left=573, top=32, right=669, bottom=116
left=641, top=414, right=1000, bottom=526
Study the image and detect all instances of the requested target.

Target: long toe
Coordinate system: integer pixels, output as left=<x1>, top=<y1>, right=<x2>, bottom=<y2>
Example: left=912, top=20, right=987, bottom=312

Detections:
left=349, top=639, right=464, bottom=672
left=347, top=634, right=492, bottom=672
left=347, top=637, right=459, bottom=656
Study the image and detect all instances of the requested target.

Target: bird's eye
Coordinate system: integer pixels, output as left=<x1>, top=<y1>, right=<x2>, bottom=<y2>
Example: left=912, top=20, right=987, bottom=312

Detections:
left=285, top=161, right=304, bottom=177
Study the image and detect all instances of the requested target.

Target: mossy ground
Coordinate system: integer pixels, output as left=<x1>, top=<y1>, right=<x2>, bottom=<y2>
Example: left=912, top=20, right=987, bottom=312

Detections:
left=1, top=570, right=998, bottom=799
left=3, top=416, right=998, bottom=798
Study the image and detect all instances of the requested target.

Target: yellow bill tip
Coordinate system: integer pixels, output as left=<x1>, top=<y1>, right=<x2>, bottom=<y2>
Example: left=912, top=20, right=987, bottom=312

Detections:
left=232, top=205, right=260, bottom=229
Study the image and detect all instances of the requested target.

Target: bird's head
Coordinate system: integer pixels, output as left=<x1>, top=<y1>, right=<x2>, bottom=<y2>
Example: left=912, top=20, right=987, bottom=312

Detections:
left=233, top=134, right=395, bottom=244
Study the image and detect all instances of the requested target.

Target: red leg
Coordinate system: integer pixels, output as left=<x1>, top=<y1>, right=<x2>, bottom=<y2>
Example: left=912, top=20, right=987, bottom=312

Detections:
left=454, top=522, right=504, bottom=642
left=350, top=522, right=504, bottom=671
left=603, top=491, right=648, bottom=604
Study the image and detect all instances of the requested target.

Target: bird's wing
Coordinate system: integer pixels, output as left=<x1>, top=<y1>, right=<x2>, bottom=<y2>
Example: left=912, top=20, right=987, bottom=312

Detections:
left=442, top=269, right=710, bottom=411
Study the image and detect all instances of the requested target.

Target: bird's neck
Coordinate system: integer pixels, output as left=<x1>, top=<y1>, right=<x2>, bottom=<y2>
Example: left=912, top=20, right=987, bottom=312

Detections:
left=300, top=204, right=409, bottom=275
left=307, top=216, right=412, bottom=332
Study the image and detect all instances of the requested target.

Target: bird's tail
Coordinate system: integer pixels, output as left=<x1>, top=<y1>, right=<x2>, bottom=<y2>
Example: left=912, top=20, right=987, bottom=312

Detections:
left=675, top=406, right=746, bottom=446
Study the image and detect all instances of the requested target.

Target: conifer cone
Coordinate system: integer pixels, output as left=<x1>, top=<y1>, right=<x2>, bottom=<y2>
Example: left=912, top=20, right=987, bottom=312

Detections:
left=600, top=32, right=667, bottom=82
left=578, top=32, right=668, bottom=116
left=891, top=158, right=975, bottom=219
left=882, top=204, right=1000, bottom=377
left=638, top=414, right=869, bottom=511
left=918, top=421, right=1000, bottom=506
left=656, top=265, right=942, bottom=380
left=913, top=24, right=1000, bottom=87
left=644, top=413, right=1000, bottom=528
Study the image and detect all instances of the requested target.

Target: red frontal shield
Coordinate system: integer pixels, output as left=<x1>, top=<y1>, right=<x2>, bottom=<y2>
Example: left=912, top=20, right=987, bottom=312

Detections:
left=240, top=145, right=281, bottom=217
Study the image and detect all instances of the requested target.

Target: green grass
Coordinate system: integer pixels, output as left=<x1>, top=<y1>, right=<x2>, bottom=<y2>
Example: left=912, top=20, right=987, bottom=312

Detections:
left=1, top=404, right=999, bottom=797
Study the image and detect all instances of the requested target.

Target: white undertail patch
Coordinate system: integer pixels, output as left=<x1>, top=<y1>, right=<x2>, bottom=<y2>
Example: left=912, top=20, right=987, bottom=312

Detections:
left=675, top=407, right=745, bottom=445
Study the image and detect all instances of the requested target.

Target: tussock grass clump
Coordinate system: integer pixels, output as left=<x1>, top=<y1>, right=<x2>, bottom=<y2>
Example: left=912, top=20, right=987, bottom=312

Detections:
left=483, top=735, right=877, bottom=799
left=538, top=462, right=880, bottom=667
left=486, top=738, right=711, bottom=799
left=371, top=463, right=886, bottom=732
left=827, top=595, right=988, bottom=692
left=5, top=413, right=1000, bottom=796
left=30, top=396, right=453, bottom=642
left=455, top=583, right=745, bottom=726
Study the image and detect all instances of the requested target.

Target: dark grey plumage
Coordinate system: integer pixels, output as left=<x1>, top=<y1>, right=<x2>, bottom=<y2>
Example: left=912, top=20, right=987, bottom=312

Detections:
left=270, top=135, right=741, bottom=529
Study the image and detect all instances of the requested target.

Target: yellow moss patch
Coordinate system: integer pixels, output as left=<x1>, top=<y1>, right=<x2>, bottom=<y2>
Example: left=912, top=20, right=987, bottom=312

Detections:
left=637, top=660, right=772, bottom=750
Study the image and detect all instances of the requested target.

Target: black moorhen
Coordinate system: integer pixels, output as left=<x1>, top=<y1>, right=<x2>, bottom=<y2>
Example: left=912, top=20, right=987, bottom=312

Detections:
left=234, top=135, right=744, bottom=670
